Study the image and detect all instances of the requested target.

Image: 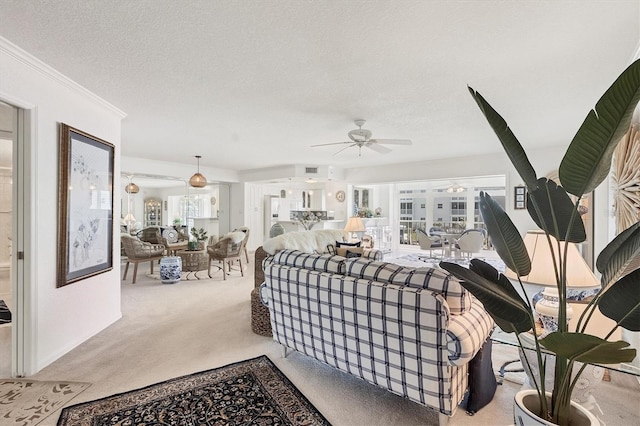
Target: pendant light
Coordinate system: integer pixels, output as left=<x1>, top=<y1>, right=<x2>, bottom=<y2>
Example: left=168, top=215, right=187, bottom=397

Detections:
left=124, top=181, right=139, bottom=194
left=189, top=155, right=207, bottom=188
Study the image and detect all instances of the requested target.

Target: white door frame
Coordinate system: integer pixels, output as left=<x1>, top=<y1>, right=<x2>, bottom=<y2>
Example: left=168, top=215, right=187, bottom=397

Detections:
left=2, top=94, right=35, bottom=377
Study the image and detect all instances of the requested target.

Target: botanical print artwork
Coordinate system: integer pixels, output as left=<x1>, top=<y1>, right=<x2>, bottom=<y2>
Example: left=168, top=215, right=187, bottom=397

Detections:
left=58, top=123, right=113, bottom=287
left=67, top=138, right=111, bottom=274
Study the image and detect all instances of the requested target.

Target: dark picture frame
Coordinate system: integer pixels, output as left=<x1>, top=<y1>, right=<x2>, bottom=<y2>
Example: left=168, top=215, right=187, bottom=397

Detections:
left=57, top=123, right=115, bottom=287
left=514, top=185, right=527, bottom=210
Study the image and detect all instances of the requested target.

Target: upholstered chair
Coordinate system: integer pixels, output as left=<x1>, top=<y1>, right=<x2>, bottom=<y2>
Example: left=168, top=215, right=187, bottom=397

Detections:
left=121, top=235, right=165, bottom=283
left=207, top=232, right=245, bottom=280
left=454, top=229, right=486, bottom=258
left=416, top=228, right=443, bottom=257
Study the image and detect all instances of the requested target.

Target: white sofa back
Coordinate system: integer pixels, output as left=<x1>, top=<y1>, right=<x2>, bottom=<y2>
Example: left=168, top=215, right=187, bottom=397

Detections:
left=263, top=229, right=348, bottom=255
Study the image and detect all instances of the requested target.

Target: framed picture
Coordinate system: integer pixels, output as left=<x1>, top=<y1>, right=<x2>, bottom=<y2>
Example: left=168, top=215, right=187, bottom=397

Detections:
left=514, top=186, right=527, bottom=210
left=57, top=123, right=115, bottom=287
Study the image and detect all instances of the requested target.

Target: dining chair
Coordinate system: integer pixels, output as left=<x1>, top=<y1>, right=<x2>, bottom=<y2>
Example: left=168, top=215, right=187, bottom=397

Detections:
left=454, top=229, right=486, bottom=258
left=416, top=228, right=443, bottom=258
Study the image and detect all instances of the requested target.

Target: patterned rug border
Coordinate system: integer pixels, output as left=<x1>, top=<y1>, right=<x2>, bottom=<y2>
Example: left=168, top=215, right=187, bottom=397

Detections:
left=57, top=355, right=331, bottom=425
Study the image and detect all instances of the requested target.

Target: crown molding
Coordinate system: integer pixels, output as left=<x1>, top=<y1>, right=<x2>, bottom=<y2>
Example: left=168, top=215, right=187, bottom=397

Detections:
left=0, top=36, right=126, bottom=119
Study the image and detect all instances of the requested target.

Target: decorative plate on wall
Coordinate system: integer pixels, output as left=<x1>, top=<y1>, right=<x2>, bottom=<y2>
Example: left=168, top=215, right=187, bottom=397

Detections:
left=210, top=196, right=216, bottom=206
left=335, top=190, right=345, bottom=202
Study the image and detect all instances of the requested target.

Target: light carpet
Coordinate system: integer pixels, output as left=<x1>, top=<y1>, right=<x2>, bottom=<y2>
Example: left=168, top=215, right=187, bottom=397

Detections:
left=0, top=380, right=90, bottom=426
left=7, top=253, right=638, bottom=426
left=57, top=355, right=329, bottom=426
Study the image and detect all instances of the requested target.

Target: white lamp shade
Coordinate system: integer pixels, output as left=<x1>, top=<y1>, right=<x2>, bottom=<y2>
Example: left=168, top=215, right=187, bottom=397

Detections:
left=505, top=230, right=598, bottom=288
left=124, top=213, right=136, bottom=222
left=344, top=217, right=365, bottom=233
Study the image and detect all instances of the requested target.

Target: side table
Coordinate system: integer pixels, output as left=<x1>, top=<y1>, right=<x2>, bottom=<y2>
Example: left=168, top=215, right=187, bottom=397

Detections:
left=177, top=249, right=209, bottom=280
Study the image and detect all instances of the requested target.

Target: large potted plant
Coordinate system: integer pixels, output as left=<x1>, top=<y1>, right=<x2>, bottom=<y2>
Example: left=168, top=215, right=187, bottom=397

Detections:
left=441, top=59, right=640, bottom=425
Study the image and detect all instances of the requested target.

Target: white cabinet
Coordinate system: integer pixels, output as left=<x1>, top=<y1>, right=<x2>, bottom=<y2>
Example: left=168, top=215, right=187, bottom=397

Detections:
left=144, top=199, right=162, bottom=228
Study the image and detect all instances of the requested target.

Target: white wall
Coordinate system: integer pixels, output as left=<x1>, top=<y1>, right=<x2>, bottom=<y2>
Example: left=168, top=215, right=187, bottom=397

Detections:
left=0, top=37, right=125, bottom=374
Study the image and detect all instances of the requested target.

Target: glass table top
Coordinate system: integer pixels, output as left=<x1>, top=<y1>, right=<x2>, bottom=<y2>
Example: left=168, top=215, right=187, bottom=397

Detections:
left=491, top=327, right=640, bottom=377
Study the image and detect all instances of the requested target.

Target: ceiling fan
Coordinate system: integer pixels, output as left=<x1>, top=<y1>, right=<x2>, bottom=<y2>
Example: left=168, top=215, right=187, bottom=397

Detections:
left=311, top=119, right=412, bottom=156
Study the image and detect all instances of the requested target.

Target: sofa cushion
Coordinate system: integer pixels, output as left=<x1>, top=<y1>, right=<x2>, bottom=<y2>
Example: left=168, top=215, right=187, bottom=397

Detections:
left=271, top=250, right=346, bottom=274
left=344, top=258, right=471, bottom=314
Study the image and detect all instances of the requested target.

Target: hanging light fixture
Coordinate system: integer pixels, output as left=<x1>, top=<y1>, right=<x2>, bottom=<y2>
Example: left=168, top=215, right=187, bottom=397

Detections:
left=189, top=155, right=207, bottom=188
left=124, top=181, right=139, bottom=194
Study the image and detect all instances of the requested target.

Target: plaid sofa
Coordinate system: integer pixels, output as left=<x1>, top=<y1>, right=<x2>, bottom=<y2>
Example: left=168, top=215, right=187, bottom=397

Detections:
left=262, top=249, right=494, bottom=419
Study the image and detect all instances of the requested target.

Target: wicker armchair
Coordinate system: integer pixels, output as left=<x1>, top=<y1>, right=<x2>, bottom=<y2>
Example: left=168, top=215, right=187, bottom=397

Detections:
left=121, top=235, right=165, bottom=283
left=234, top=226, right=250, bottom=263
left=138, top=227, right=162, bottom=245
left=160, top=227, right=189, bottom=256
left=207, top=232, right=245, bottom=280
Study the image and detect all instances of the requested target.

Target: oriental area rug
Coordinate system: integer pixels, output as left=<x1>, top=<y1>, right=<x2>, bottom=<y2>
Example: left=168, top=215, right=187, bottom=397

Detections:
left=57, top=355, right=331, bottom=426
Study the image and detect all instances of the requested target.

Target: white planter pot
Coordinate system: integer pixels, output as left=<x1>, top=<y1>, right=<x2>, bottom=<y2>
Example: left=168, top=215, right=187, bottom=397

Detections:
left=514, top=390, right=599, bottom=426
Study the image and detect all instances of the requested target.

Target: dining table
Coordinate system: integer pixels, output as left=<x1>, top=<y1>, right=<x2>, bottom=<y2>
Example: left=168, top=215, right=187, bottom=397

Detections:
left=431, top=231, right=463, bottom=257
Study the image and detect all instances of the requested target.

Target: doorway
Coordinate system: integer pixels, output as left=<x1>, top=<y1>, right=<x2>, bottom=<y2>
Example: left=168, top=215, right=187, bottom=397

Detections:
left=0, top=101, right=15, bottom=377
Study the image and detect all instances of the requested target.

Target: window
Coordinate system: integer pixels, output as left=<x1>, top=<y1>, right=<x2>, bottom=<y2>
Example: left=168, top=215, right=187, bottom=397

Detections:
left=420, top=203, right=426, bottom=209
left=400, top=202, right=413, bottom=215
left=437, top=203, right=443, bottom=209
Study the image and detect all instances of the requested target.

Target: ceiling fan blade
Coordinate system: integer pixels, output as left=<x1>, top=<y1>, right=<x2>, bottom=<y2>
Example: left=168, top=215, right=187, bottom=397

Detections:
left=311, top=141, right=352, bottom=147
left=333, top=144, right=357, bottom=156
left=372, top=139, right=412, bottom=145
left=367, top=143, right=392, bottom=154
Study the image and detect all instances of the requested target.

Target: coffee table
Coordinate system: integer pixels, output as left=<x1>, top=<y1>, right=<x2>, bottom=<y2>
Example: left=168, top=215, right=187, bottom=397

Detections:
left=176, top=249, right=209, bottom=279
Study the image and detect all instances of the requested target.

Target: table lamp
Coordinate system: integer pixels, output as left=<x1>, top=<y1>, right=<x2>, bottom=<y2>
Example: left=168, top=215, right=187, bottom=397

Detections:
left=504, top=229, right=599, bottom=335
left=344, top=217, right=365, bottom=242
left=124, top=213, right=136, bottom=232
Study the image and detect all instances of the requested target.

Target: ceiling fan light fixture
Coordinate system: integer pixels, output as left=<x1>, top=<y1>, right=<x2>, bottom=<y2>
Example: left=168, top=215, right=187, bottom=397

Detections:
left=310, top=119, right=411, bottom=157
left=447, top=184, right=465, bottom=193
left=189, top=155, right=207, bottom=188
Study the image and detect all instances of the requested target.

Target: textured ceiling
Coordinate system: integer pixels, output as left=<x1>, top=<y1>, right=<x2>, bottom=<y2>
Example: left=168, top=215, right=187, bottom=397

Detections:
left=0, top=1, right=638, bottom=173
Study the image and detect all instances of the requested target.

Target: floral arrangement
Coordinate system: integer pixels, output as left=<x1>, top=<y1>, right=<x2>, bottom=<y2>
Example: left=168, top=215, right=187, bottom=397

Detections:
left=295, top=211, right=323, bottom=230
left=358, top=208, right=373, bottom=218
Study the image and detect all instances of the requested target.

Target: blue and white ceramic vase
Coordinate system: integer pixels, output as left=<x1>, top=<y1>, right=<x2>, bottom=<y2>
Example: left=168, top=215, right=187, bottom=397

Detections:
left=160, top=256, right=182, bottom=284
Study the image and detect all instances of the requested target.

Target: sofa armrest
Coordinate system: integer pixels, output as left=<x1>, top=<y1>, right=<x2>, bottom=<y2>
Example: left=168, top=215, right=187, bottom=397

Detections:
left=362, top=248, right=383, bottom=260
left=446, top=297, right=494, bottom=366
